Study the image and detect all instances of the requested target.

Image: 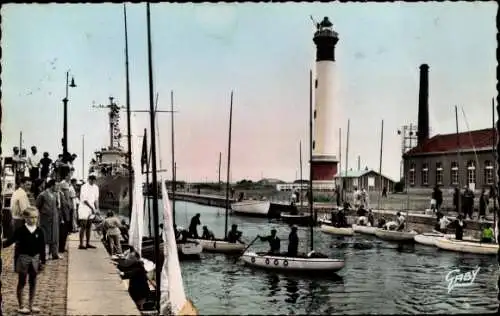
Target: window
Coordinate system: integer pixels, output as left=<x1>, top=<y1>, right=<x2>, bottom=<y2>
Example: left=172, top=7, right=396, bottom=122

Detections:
left=451, top=161, right=459, bottom=185
left=467, top=160, right=476, bottom=185
left=485, top=160, right=494, bottom=185
left=408, top=162, right=416, bottom=185
left=421, top=163, right=429, bottom=185
left=435, top=162, right=443, bottom=185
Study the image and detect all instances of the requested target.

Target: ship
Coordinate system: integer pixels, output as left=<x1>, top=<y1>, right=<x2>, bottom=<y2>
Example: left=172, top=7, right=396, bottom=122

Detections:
left=89, top=97, right=130, bottom=217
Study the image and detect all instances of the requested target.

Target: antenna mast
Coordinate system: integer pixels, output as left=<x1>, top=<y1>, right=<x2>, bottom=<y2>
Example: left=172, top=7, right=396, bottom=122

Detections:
left=92, top=97, right=126, bottom=149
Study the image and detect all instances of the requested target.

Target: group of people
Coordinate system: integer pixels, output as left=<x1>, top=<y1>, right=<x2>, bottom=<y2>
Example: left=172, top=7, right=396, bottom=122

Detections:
left=173, top=213, right=245, bottom=244
left=2, top=164, right=102, bottom=314
left=450, top=185, right=497, bottom=220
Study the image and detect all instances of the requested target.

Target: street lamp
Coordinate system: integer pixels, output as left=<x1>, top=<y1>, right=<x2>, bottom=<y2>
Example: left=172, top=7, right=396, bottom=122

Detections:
left=62, top=71, right=77, bottom=156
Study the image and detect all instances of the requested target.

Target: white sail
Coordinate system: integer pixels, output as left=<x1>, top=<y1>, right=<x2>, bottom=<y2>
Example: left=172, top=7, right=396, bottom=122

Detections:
left=160, top=180, right=191, bottom=315
left=128, top=132, right=145, bottom=256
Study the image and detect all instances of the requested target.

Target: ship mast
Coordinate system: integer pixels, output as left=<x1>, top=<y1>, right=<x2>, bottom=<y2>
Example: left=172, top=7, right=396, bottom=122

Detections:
left=93, top=97, right=125, bottom=149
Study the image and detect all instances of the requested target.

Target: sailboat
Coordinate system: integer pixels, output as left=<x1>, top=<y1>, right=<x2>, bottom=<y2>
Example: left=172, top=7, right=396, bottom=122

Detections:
left=239, top=70, right=345, bottom=273
left=143, top=3, right=198, bottom=314
left=189, top=91, right=246, bottom=254
left=280, top=141, right=312, bottom=226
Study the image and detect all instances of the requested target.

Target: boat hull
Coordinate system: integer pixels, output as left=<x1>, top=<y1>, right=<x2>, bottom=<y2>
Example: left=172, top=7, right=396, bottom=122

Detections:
left=435, top=237, right=498, bottom=255
left=352, top=224, right=377, bottom=235
left=188, top=238, right=246, bottom=254
left=280, top=213, right=312, bottom=226
left=320, top=224, right=354, bottom=236
left=375, top=229, right=417, bottom=242
left=414, top=233, right=455, bottom=246
left=96, top=174, right=129, bottom=215
left=138, top=239, right=202, bottom=262
left=241, top=251, right=344, bottom=272
left=231, top=200, right=270, bottom=217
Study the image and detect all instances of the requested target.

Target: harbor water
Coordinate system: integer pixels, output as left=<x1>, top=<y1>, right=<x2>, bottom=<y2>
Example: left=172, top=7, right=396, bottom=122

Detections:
left=141, top=200, right=498, bottom=315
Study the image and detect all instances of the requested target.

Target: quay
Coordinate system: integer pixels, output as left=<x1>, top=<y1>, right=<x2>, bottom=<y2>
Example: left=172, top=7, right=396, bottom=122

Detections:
left=170, top=191, right=493, bottom=235
left=1, top=233, right=139, bottom=315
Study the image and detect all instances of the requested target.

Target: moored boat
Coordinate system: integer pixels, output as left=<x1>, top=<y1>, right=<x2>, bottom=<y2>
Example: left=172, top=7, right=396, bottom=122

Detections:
left=434, top=237, right=498, bottom=255
left=280, top=212, right=311, bottom=226
left=231, top=200, right=271, bottom=217
left=241, top=251, right=344, bottom=272
left=320, top=224, right=354, bottom=236
left=375, top=229, right=417, bottom=242
left=414, top=232, right=456, bottom=246
left=352, top=224, right=377, bottom=235
left=188, top=238, right=246, bottom=254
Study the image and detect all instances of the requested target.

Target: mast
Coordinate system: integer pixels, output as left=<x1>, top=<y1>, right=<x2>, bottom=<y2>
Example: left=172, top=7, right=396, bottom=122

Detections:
left=82, top=135, right=85, bottom=180
left=142, top=128, right=152, bottom=237
left=123, top=4, right=133, bottom=219
left=92, top=97, right=125, bottom=149
left=377, top=119, right=384, bottom=209
left=171, top=90, right=176, bottom=227
left=299, top=141, right=303, bottom=209
left=308, top=70, right=314, bottom=252
left=345, top=120, right=350, bottom=179
left=338, top=127, right=342, bottom=204
left=492, top=98, right=497, bottom=242
left=218, top=152, right=222, bottom=191
left=145, top=3, right=161, bottom=311
left=224, top=91, right=234, bottom=238
left=455, top=106, right=461, bottom=218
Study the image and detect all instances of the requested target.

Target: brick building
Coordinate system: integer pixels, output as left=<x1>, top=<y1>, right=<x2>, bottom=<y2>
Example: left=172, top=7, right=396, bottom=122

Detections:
left=334, top=168, right=396, bottom=192
left=403, top=128, right=496, bottom=190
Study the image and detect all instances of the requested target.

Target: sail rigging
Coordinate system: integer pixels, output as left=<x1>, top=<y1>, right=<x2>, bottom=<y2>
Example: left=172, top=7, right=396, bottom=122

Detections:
left=128, top=122, right=145, bottom=256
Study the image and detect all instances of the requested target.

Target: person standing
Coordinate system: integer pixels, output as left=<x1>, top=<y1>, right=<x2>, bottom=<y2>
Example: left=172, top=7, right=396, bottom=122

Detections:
left=27, top=146, right=40, bottom=183
left=2, top=207, right=46, bottom=314
left=36, top=179, right=61, bottom=260
left=70, top=178, right=79, bottom=232
left=287, top=226, right=299, bottom=257
left=11, top=177, right=32, bottom=232
left=39, top=152, right=52, bottom=181
left=58, top=167, right=73, bottom=254
left=479, top=188, right=489, bottom=220
left=77, top=174, right=99, bottom=249
left=188, top=213, right=201, bottom=238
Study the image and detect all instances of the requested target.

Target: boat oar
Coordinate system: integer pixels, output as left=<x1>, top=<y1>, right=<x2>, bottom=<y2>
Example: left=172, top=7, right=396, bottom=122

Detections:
left=234, top=235, right=260, bottom=263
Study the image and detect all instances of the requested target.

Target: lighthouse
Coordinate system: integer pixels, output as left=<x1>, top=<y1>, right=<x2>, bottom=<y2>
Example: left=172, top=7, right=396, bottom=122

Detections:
left=311, top=17, right=340, bottom=189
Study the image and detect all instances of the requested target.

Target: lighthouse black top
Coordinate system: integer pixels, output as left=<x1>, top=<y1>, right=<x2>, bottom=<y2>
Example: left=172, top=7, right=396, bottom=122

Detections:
left=313, top=17, right=339, bottom=62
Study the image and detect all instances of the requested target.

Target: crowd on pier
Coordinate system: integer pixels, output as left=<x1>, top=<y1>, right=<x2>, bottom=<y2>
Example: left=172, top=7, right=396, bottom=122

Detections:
left=0, top=145, right=116, bottom=315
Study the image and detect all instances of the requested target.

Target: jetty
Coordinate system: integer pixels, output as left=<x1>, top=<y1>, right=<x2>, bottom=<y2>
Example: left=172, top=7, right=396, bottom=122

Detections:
left=1, top=233, right=139, bottom=315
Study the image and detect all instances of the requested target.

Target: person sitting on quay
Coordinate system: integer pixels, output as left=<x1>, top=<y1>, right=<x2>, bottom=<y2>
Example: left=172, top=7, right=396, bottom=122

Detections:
left=188, top=213, right=201, bottom=238
left=226, top=224, right=244, bottom=244
left=201, top=225, right=215, bottom=240
left=258, top=228, right=281, bottom=255
left=287, top=225, right=299, bottom=257
left=480, top=223, right=494, bottom=243
left=2, top=207, right=46, bottom=314
left=396, top=212, right=405, bottom=231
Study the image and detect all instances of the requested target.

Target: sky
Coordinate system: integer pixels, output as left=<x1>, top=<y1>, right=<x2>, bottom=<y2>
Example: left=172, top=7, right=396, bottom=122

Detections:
left=1, top=2, right=497, bottom=183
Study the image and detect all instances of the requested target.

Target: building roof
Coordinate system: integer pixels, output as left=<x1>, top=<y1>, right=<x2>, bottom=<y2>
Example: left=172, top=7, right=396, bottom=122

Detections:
left=405, top=128, right=495, bottom=156
left=335, top=169, right=398, bottom=183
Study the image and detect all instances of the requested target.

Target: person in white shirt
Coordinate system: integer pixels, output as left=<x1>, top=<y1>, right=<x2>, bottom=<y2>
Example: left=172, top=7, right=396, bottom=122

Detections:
left=396, top=212, right=405, bottom=231
left=27, top=146, right=41, bottom=183
left=11, top=177, right=32, bottom=231
left=77, top=174, right=99, bottom=249
left=69, top=178, right=79, bottom=232
left=353, top=187, right=362, bottom=208
left=438, top=216, right=451, bottom=233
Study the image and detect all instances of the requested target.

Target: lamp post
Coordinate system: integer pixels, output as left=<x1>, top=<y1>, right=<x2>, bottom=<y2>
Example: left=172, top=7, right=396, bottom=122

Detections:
left=62, top=71, right=77, bottom=156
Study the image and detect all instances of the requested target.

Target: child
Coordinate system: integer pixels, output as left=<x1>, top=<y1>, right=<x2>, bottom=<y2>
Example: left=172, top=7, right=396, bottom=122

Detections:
left=104, top=211, right=122, bottom=256
left=3, top=207, right=46, bottom=314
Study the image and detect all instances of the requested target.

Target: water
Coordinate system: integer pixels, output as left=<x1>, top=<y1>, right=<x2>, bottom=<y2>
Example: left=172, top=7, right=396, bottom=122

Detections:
left=142, top=200, right=498, bottom=315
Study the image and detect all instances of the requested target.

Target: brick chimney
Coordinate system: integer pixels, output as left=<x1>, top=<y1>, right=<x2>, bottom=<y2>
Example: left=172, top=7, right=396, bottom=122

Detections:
left=417, top=64, right=430, bottom=146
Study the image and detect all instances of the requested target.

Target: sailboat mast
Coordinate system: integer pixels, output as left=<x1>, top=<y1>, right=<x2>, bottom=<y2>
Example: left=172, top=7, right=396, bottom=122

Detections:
left=145, top=3, right=161, bottom=311
left=171, top=90, right=176, bottom=227
left=308, top=70, right=314, bottom=252
left=123, top=4, right=133, bottom=220
left=224, top=91, right=234, bottom=238
left=377, top=120, right=384, bottom=209
left=143, top=129, right=152, bottom=237
left=218, top=152, right=222, bottom=191
left=455, top=106, right=461, bottom=216
left=299, top=141, right=303, bottom=209
left=492, top=98, right=497, bottom=242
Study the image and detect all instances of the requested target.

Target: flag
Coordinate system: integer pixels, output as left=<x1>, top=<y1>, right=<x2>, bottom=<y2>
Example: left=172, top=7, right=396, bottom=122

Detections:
left=141, top=128, right=148, bottom=173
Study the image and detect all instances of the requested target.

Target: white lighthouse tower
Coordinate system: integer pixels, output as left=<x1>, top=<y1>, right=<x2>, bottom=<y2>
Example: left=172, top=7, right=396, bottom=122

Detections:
left=311, top=17, right=340, bottom=190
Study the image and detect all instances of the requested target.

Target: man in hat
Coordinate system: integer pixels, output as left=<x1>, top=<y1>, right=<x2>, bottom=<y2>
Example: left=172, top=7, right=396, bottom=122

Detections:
left=258, top=229, right=280, bottom=254
left=77, top=174, right=100, bottom=249
left=287, top=225, right=299, bottom=257
left=226, top=224, right=244, bottom=244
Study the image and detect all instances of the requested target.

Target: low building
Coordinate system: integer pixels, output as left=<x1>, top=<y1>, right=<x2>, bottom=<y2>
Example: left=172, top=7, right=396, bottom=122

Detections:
left=276, top=180, right=309, bottom=192
left=334, top=168, right=396, bottom=192
left=403, top=128, right=496, bottom=191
